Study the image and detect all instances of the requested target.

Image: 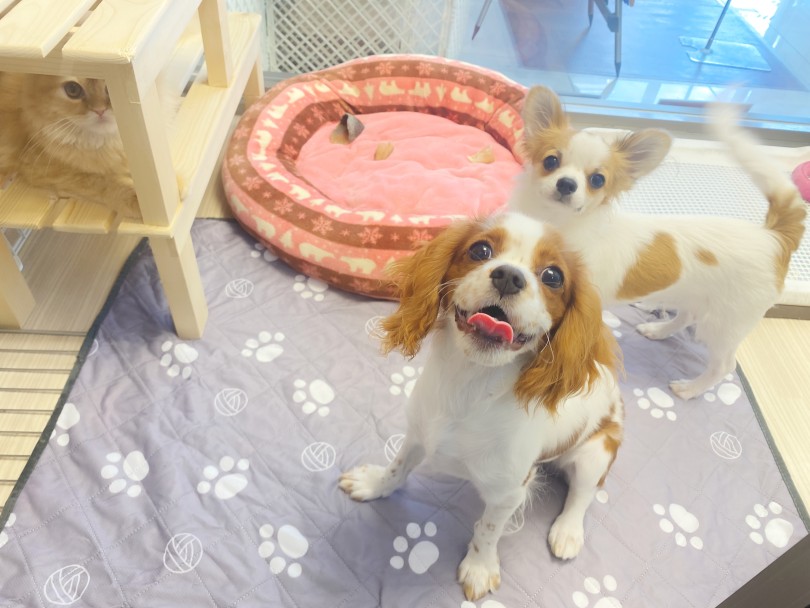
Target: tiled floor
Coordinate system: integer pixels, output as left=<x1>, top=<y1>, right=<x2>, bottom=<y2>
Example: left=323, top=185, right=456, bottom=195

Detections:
left=451, top=0, right=810, bottom=125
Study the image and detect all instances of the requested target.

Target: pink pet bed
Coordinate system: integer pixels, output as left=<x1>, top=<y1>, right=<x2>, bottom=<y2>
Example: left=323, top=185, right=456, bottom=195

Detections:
left=222, top=55, right=527, bottom=299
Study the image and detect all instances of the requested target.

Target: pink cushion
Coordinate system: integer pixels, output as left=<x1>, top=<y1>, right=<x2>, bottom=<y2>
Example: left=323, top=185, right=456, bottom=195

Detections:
left=222, top=55, right=527, bottom=299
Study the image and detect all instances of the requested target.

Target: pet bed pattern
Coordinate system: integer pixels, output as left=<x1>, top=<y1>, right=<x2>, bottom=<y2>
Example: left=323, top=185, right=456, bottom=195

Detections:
left=222, top=54, right=527, bottom=299
left=0, top=219, right=807, bottom=608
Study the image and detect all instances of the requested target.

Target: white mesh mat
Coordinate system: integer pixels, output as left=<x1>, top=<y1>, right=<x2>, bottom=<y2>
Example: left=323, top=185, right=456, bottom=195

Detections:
left=620, top=160, right=810, bottom=307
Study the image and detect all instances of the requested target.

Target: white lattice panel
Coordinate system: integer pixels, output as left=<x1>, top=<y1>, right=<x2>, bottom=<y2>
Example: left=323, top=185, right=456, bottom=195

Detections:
left=259, top=0, right=457, bottom=74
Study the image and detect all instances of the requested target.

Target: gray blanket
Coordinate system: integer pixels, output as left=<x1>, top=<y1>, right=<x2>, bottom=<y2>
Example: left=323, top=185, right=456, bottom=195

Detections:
left=0, top=219, right=806, bottom=608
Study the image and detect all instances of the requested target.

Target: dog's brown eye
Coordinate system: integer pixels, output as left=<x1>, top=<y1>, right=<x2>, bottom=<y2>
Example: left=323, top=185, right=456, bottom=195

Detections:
left=540, top=266, right=564, bottom=289
left=589, top=173, right=606, bottom=189
left=469, top=241, right=493, bottom=261
left=63, top=81, right=85, bottom=99
left=543, top=155, right=560, bottom=171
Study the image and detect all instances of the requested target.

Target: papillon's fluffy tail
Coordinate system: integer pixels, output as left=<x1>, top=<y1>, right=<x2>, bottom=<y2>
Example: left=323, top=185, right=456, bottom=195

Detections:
left=707, top=103, right=806, bottom=266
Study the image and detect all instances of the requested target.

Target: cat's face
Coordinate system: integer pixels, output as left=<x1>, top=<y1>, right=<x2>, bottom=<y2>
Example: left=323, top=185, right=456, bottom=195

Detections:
left=22, top=75, right=118, bottom=148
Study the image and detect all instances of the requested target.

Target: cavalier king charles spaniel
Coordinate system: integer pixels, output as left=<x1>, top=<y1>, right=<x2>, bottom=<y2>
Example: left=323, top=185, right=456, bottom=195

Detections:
left=339, top=212, right=623, bottom=601
left=510, top=86, right=805, bottom=400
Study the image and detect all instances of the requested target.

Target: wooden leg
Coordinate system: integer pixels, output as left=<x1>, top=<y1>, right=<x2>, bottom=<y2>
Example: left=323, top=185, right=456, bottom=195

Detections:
left=243, top=54, right=265, bottom=107
left=0, top=235, right=35, bottom=328
left=149, top=236, right=208, bottom=340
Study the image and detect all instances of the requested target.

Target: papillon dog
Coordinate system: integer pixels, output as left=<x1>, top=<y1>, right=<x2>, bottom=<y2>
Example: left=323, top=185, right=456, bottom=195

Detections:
left=339, top=212, right=623, bottom=601
left=509, top=86, right=806, bottom=400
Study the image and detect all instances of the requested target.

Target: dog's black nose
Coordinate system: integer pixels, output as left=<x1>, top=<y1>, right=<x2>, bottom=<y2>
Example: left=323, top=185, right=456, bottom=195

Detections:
left=490, top=265, right=526, bottom=297
left=556, top=177, right=578, bottom=196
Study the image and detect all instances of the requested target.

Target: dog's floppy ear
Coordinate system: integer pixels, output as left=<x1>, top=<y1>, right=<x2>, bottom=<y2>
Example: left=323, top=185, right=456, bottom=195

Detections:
left=515, top=254, right=620, bottom=412
left=522, top=85, right=568, bottom=136
left=613, top=129, right=672, bottom=180
left=381, top=219, right=477, bottom=358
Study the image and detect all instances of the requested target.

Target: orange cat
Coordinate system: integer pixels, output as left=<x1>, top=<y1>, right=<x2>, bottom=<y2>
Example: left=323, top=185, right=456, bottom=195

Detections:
left=0, top=73, right=173, bottom=220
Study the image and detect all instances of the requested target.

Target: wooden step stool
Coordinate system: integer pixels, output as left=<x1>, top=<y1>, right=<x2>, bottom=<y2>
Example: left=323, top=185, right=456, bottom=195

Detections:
left=0, top=0, right=264, bottom=339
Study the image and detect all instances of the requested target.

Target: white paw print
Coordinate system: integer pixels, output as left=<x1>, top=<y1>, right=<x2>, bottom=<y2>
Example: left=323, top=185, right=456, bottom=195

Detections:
left=101, top=451, right=149, bottom=498
left=461, top=600, right=507, bottom=608
left=251, top=242, right=278, bottom=262
left=573, top=575, right=622, bottom=608
left=390, top=522, right=439, bottom=574
left=294, top=275, right=328, bottom=301
left=160, top=340, right=198, bottom=379
left=197, top=456, right=250, bottom=500
left=293, top=378, right=335, bottom=417
left=242, top=331, right=285, bottom=362
left=390, top=365, right=422, bottom=397
left=0, top=513, right=15, bottom=549
left=595, top=489, right=610, bottom=505
left=633, top=387, right=677, bottom=421
left=258, top=523, right=309, bottom=578
left=654, top=503, right=703, bottom=549
left=602, top=310, right=622, bottom=338
left=50, top=402, right=80, bottom=447
left=703, top=374, right=743, bottom=405
left=746, top=502, right=794, bottom=548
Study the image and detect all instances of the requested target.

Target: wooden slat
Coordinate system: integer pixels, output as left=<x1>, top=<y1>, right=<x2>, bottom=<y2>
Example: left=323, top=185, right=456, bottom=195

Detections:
left=0, top=371, right=70, bottom=391
left=0, top=350, right=76, bottom=371
left=0, top=180, right=58, bottom=230
left=0, top=333, right=84, bottom=352
left=51, top=199, right=116, bottom=234
left=0, top=0, right=94, bottom=58
left=0, top=391, right=61, bottom=412
left=0, top=412, right=51, bottom=435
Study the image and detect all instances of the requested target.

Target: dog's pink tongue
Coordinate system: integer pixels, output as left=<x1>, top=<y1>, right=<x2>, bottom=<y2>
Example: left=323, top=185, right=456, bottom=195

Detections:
left=468, top=312, right=514, bottom=343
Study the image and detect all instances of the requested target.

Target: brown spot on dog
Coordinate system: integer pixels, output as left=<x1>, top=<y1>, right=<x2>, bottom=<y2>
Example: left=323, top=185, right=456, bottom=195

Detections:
left=593, top=415, right=623, bottom=486
left=695, top=248, right=719, bottom=266
left=616, top=232, right=681, bottom=301
left=534, top=420, right=587, bottom=463
left=765, top=188, right=807, bottom=290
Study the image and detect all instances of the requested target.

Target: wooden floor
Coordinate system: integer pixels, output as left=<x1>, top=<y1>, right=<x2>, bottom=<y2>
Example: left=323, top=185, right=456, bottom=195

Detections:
left=1, top=159, right=809, bottom=522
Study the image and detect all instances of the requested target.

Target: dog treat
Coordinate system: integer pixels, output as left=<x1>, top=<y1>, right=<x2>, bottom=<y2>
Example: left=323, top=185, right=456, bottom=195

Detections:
left=329, top=113, right=365, bottom=144
left=374, top=142, right=394, bottom=160
left=467, top=145, right=495, bottom=164
left=468, top=311, right=514, bottom=343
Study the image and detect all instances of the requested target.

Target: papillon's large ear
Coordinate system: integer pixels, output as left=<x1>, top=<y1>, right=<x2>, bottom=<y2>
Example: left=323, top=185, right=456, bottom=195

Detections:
left=381, top=219, right=477, bottom=358
left=515, top=254, right=621, bottom=412
left=521, top=86, right=569, bottom=137
left=613, top=129, right=672, bottom=181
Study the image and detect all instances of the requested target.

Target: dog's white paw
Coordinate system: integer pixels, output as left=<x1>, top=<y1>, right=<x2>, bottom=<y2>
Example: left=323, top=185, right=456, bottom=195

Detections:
left=458, top=551, right=501, bottom=601
left=636, top=321, right=672, bottom=341
left=338, top=465, right=391, bottom=502
left=548, top=515, right=585, bottom=560
left=669, top=379, right=703, bottom=401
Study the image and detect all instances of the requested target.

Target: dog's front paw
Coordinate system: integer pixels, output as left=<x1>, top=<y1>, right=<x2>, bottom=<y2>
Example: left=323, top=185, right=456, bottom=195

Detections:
left=338, top=465, right=390, bottom=502
left=669, top=379, right=702, bottom=401
left=636, top=321, right=671, bottom=340
left=458, top=551, right=500, bottom=601
left=548, top=514, right=585, bottom=560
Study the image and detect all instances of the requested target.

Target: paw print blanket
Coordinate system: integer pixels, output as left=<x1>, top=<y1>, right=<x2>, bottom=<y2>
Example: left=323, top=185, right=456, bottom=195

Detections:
left=0, top=219, right=806, bottom=607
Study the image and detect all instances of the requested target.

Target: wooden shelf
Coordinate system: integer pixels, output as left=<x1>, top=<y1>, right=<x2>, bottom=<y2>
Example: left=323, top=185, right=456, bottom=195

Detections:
left=0, top=0, right=264, bottom=338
